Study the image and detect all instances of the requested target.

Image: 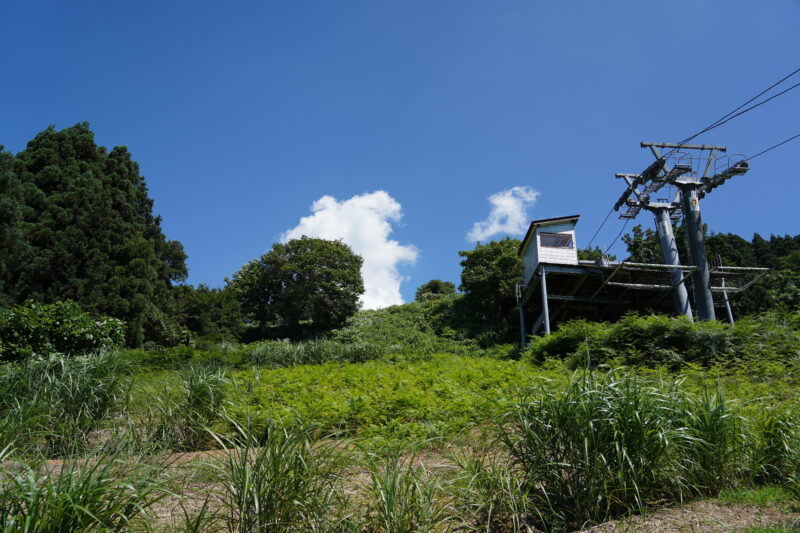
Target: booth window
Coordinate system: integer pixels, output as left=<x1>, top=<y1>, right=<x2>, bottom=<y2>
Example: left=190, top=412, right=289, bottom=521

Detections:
left=540, top=232, right=573, bottom=248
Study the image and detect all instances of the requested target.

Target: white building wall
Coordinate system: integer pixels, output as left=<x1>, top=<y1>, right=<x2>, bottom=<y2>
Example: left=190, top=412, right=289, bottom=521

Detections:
left=521, top=221, right=579, bottom=285
left=523, top=239, right=539, bottom=285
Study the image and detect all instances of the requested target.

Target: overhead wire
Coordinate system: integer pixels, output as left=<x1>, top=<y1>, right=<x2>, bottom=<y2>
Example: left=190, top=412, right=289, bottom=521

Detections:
left=603, top=219, right=630, bottom=257
left=745, top=133, right=800, bottom=162
left=585, top=205, right=615, bottom=249
left=664, top=66, right=800, bottom=158
left=585, top=66, right=800, bottom=258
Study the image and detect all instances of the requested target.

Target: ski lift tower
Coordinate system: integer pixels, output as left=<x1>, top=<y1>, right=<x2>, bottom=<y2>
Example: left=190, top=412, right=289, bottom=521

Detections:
left=614, top=142, right=750, bottom=321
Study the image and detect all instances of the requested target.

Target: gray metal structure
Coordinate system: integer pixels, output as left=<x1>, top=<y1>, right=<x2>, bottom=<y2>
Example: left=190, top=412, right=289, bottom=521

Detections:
left=613, top=141, right=750, bottom=321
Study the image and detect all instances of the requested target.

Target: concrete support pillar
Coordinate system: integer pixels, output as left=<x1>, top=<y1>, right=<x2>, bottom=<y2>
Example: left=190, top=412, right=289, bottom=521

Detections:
left=680, top=185, right=716, bottom=321
left=653, top=208, right=693, bottom=320
left=518, top=302, right=527, bottom=348
left=540, top=266, right=551, bottom=335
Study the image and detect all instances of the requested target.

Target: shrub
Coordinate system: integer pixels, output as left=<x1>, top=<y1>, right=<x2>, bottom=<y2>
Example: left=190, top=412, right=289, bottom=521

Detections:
left=0, top=300, right=124, bottom=361
left=524, top=314, right=735, bottom=369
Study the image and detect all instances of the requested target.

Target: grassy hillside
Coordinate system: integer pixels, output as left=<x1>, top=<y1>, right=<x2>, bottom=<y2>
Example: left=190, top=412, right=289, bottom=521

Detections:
left=1, top=305, right=800, bottom=531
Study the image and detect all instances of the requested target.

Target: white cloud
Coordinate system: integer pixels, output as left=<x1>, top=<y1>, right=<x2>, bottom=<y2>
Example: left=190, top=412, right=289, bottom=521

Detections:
left=281, top=191, right=419, bottom=310
left=467, top=186, right=539, bottom=241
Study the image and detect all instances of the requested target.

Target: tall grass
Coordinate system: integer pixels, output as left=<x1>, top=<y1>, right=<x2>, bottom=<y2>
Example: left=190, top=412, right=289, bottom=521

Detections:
left=363, top=450, right=450, bottom=533
left=0, top=351, right=123, bottom=455
left=451, top=449, right=531, bottom=532
left=0, top=447, right=167, bottom=531
left=241, top=339, right=385, bottom=368
left=212, top=419, right=344, bottom=532
left=501, top=371, right=693, bottom=530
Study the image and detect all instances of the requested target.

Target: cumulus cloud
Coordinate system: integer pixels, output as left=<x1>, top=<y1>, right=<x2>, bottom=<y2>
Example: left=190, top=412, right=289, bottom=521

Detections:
left=281, top=191, right=419, bottom=310
left=467, top=186, right=540, bottom=241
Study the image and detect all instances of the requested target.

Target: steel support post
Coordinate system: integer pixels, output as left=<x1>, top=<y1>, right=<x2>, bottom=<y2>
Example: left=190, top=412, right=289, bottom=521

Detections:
left=652, top=208, right=693, bottom=320
left=518, top=303, right=527, bottom=348
left=540, top=266, right=551, bottom=335
left=680, top=185, right=716, bottom=321
left=721, top=278, right=734, bottom=324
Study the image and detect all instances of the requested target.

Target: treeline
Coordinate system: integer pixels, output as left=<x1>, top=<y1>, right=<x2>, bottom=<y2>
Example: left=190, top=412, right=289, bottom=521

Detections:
left=2, top=123, right=798, bottom=348
left=624, top=223, right=800, bottom=313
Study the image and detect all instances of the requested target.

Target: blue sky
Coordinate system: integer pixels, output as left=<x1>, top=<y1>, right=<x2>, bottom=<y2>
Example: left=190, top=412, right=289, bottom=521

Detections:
left=2, top=1, right=799, bottom=306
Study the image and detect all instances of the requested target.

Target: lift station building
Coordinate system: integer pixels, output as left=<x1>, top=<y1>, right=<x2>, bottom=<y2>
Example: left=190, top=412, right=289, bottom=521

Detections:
left=516, top=214, right=767, bottom=344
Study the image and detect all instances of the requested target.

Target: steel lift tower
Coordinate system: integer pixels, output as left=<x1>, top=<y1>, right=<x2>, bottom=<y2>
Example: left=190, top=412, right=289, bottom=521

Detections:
left=614, top=142, right=750, bottom=321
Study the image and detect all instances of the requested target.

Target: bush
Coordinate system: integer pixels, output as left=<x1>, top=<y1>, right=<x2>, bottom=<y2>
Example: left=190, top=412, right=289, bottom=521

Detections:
left=524, top=314, right=735, bottom=369
left=0, top=300, right=124, bottom=361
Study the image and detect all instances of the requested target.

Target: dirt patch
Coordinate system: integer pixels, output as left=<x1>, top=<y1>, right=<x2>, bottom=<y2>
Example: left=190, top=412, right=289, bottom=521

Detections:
left=580, top=500, right=799, bottom=532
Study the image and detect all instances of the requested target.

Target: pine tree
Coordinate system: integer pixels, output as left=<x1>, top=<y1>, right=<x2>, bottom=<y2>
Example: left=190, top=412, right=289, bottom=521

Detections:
left=4, top=123, right=187, bottom=345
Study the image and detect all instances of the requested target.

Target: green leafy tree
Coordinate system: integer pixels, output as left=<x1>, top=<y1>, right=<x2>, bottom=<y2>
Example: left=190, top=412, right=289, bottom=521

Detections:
left=3, top=123, right=187, bottom=345
left=228, top=237, right=364, bottom=337
left=415, top=279, right=455, bottom=301
left=174, top=284, right=243, bottom=342
left=457, top=237, right=522, bottom=344
left=577, top=246, right=617, bottom=262
left=0, top=147, right=24, bottom=307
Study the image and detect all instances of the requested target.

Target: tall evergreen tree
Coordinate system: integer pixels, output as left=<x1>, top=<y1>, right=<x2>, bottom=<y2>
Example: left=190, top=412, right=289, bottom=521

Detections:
left=4, top=123, right=187, bottom=345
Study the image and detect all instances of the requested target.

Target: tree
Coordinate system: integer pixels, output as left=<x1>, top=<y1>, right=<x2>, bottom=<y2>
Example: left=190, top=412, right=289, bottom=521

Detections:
left=457, top=238, right=522, bottom=344
left=228, top=237, right=364, bottom=337
left=415, top=279, right=455, bottom=301
left=3, top=123, right=187, bottom=345
left=577, top=246, right=616, bottom=262
left=173, top=284, right=243, bottom=342
left=0, top=147, right=24, bottom=308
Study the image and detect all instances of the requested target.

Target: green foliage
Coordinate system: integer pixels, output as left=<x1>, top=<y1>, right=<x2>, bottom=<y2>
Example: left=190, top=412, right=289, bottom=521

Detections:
left=0, top=351, right=123, bottom=455
left=2, top=123, right=187, bottom=346
left=525, top=313, right=736, bottom=369
left=414, top=279, right=456, bottom=301
left=153, top=363, right=228, bottom=451
left=501, top=371, right=689, bottom=530
left=228, top=236, right=364, bottom=337
left=225, top=354, right=541, bottom=445
left=525, top=311, right=800, bottom=370
left=452, top=449, right=531, bottom=532
left=457, top=238, right=523, bottom=345
left=364, top=450, right=450, bottom=532
left=330, top=296, right=482, bottom=356
left=173, top=284, right=243, bottom=342
left=242, top=339, right=384, bottom=367
left=0, top=300, right=124, bottom=362
left=577, top=246, right=616, bottom=262
left=212, top=419, right=343, bottom=532
left=0, top=449, right=167, bottom=532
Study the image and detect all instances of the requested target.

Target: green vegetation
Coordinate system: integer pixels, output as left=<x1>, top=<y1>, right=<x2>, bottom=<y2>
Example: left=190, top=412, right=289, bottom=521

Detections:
left=0, top=309, right=795, bottom=530
left=0, top=124, right=187, bottom=346
left=415, top=279, right=456, bottom=301
left=4, top=124, right=800, bottom=530
left=0, top=300, right=124, bottom=361
left=227, top=236, right=364, bottom=338
left=524, top=311, right=800, bottom=369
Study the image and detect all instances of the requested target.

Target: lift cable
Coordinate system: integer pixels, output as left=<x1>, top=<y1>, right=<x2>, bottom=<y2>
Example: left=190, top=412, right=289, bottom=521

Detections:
left=664, top=66, right=800, bottom=158
left=585, top=205, right=615, bottom=249
left=589, top=67, right=800, bottom=258
left=745, top=133, right=800, bottom=162
left=603, top=218, right=630, bottom=257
